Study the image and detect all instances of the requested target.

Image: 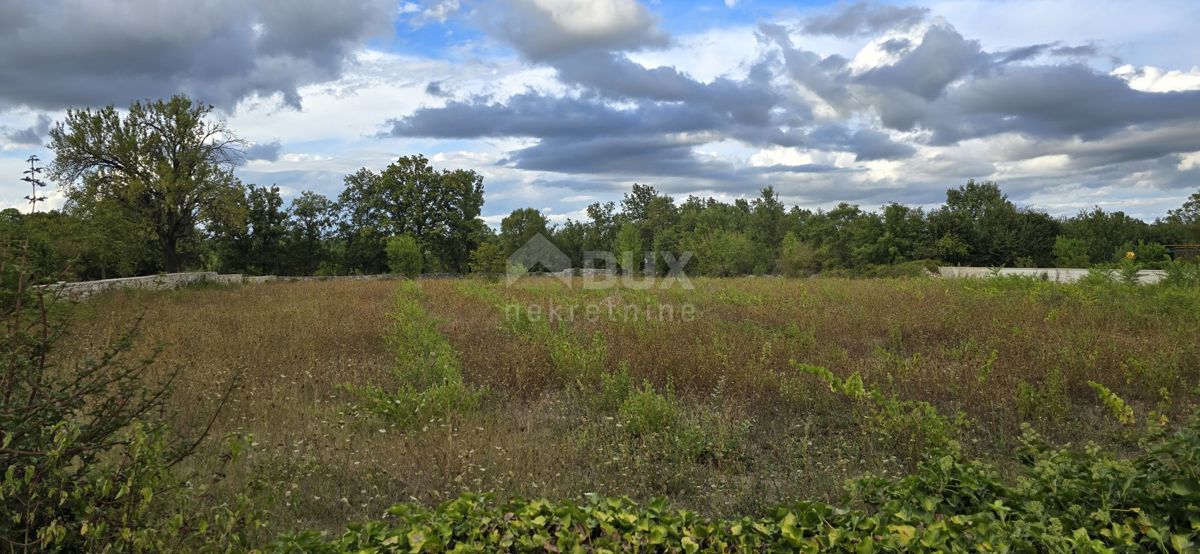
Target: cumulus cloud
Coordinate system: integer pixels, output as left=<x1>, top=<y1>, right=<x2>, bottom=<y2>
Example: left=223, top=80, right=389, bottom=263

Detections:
left=5, top=0, right=1194, bottom=219
left=1114, top=64, right=1200, bottom=92
left=940, top=65, right=1200, bottom=142
left=801, top=2, right=928, bottom=37
left=0, top=0, right=394, bottom=110
left=479, top=0, right=667, bottom=60
left=856, top=24, right=987, bottom=100
left=378, top=0, right=1200, bottom=216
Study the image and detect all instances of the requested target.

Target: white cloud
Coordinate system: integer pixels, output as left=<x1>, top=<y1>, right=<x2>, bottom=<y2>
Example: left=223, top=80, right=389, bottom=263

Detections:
left=520, top=0, right=654, bottom=41
left=627, top=25, right=761, bottom=83
left=481, top=0, right=666, bottom=59
left=1113, top=64, right=1200, bottom=92
left=418, top=0, right=460, bottom=24
left=1179, top=151, right=1200, bottom=171
left=227, top=48, right=561, bottom=146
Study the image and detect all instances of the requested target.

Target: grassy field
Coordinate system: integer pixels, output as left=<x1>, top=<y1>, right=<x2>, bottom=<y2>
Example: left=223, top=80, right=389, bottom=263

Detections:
left=61, top=274, right=1200, bottom=540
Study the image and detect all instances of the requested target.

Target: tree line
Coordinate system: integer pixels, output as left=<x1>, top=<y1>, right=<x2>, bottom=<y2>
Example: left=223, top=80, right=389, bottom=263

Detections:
left=3, top=94, right=1199, bottom=281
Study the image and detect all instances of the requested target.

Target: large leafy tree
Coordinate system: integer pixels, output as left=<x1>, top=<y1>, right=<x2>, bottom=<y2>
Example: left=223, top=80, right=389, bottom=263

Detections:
left=584, top=201, right=620, bottom=253
left=927, top=180, right=1052, bottom=267
left=338, top=155, right=485, bottom=273
left=213, top=184, right=288, bottom=275
left=1060, top=207, right=1148, bottom=263
left=1165, top=190, right=1200, bottom=242
left=286, top=191, right=339, bottom=275
left=499, top=208, right=549, bottom=256
left=48, top=95, right=244, bottom=272
left=750, top=186, right=787, bottom=253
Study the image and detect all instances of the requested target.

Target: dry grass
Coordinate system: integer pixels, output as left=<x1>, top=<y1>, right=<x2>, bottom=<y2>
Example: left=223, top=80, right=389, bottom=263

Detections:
left=60, top=275, right=1200, bottom=538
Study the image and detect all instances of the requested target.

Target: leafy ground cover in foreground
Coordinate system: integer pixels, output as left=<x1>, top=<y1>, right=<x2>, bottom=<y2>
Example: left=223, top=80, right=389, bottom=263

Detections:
left=274, top=414, right=1200, bottom=552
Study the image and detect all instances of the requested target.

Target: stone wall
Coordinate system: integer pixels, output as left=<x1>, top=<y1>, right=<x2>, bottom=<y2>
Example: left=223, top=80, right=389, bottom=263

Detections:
left=44, top=272, right=465, bottom=300
left=51, top=266, right=1168, bottom=299
left=46, top=272, right=260, bottom=299
left=937, top=266, right=1166, bottom=284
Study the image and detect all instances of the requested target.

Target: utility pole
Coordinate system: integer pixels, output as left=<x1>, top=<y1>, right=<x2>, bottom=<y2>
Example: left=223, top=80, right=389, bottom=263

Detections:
left=20, top=155, right=46, bottom=214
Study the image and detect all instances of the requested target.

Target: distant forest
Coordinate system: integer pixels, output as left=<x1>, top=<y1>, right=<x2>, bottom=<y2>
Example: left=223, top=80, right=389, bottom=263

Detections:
left=4, top=95, right=1199, bottom=281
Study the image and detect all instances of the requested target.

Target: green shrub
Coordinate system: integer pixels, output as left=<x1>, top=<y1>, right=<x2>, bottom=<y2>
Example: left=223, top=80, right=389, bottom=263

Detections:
left=777, top=232, right=818, bottom=277
left=590, top=363, right=634, bottom=414
left=1015, top=367, right=1070, bottom=424
left=619, top=382, right=677, bottom=436
left=549, top=331, right=607, bottom=384
left=1115, top=240, right=1172, bottom=269
left=468, top=241, right=506, bottom=280
left=1053, top=236, right=1091, bottom=267
left=1089, top=381, right=1137, bottom=425
left=671, top=405, right=750, bottom=466
left=1, top=245, right=262, bottom=551
left=385, top=234, right=422, bottom=277
left=792, top=361, right=967, bottom=459
left=1164, top=259, right=1200, bottom=288
left=821, top=259, right=937, bottom=279
left=350, top=380, right=481, bottom=428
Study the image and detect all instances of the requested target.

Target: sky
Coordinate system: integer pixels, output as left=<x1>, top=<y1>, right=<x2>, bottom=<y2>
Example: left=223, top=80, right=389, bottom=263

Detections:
left=2, top=0, right=1199, bottom=225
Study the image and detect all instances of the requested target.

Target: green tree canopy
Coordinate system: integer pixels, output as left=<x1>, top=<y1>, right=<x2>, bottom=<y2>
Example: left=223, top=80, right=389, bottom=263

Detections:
left=338, top=155, right=485, bottom=273
left=286, top=191, right=339, bottom=275
left=48, top=95, right=244, bottom=272
left=499, top=208, right=549, bottom=256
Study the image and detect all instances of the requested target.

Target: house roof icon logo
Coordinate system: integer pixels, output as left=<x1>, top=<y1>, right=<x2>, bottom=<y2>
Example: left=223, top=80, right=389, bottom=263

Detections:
left=506, top=233, right=572, bottom=285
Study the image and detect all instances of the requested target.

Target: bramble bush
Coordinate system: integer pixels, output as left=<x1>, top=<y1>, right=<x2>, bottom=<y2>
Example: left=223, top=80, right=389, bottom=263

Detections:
left=1, top=244, right=263, bottom=551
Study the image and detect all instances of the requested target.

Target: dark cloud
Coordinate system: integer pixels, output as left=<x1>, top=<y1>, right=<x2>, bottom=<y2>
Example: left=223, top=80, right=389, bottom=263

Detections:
left=993, top=43, right=1052, bottom=64
left=549, top=51, right=784, bottom=130
left=856, top=25, right=988, bottom=100
left=760, top=23, right=854, bottom=113
left=504, top=134, right=730, bottom=178
left=759, top=21, right=1200, bottom=149
left=553, top=52, right=706, bottom=102
left=380, top=0, right=1200, bottom=211
left=1049, top=44, right=1099, bottom=58
left=6, top=114, right=52, bottom=145
left=879, top=38, right=912, bottom=54
left=388, top=92, right=717, bottom=139
left=0, top=0, right=393, bottom=110
left=801, top=2, right=928, bottom=37
left=942, top=64, right=1200, bottom=142
left=752, top=163, right=856, bottom=174
left=808, top=126, right=917, bottom=161
left=998, top=124, right=1200, bottom=170
left=425, top=81, right=450, bottom=97
left=244, top=140, right=282, bottom=162
left=992, top=42, right=1101, bottom=64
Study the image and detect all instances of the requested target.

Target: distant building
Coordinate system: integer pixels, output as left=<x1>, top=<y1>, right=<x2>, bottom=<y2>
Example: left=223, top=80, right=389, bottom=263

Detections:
left=1166, top=244, right=1200, bottom=260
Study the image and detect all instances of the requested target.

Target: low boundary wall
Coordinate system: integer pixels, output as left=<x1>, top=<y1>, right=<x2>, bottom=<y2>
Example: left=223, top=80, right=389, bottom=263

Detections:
left=46, top=272, right=260, bottom=299
left=49, top=266, right=1168, bottom=299
left=937, top=266, right=1166, bottom=284
left=45, top=272, right=465, bottom=299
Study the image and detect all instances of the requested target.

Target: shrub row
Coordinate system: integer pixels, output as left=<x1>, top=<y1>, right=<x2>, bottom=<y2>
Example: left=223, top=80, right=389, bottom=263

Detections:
left=346, top=280, right=482, bottom=427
